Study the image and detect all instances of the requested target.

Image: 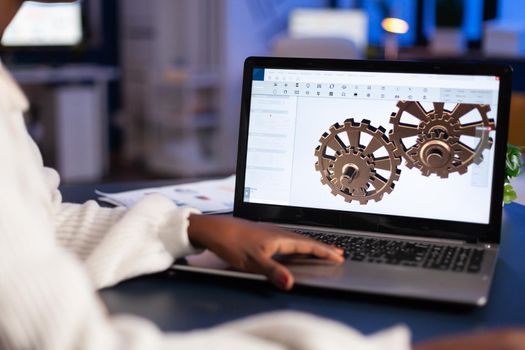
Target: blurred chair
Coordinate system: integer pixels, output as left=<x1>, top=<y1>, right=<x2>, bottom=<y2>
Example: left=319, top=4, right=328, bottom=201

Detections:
left=271, top=36, right=360, bottom=59
left=509, top=92, right=525, bottom=146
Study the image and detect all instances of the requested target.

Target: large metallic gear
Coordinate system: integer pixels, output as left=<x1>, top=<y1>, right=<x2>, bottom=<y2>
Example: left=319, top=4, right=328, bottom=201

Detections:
left=389, top=101, right=495, bottom=177
left=314, top=118, right=401, bottom=204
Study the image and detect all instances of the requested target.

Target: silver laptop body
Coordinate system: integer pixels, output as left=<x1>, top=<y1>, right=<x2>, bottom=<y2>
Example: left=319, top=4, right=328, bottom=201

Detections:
left=174, top=57, right=512, bottom=306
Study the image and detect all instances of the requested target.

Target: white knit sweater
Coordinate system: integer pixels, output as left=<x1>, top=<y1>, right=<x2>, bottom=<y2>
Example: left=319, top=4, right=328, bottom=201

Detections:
left=0, top=62, right=411, bottom=350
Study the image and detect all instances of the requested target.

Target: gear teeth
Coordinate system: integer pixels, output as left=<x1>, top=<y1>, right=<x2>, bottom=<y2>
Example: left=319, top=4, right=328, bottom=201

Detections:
left=319, top=132, right=330, bottom=142
left=329, top=124, right=341, bottom=133
left=389, top=114, right=397, bottom=123
left=373, top=194, right=384, bottom=202
left=443, top=115, right=454, bottom=124
left=344, top=118, right=359, bottom=127
left=479, top=104, right=491, bottom=113
left=358, top=198, right=368, bottom=205
left=392, top=169, right=401, bottom=181
left=392, top=156, right=402, bottom=167
left=397, top=100, right=408, bottom=108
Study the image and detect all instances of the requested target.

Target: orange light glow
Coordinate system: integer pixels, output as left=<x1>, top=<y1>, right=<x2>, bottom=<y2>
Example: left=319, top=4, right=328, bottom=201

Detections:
left=381, top=18, right=409, bottom=34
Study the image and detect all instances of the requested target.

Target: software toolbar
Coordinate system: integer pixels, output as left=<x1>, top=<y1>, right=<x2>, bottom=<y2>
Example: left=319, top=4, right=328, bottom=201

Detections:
left=251, top=81, right=494, bottom=105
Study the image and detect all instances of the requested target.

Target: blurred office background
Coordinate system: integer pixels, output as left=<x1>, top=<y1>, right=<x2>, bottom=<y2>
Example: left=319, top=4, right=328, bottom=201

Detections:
left=1, top=0, right=524, bottom=183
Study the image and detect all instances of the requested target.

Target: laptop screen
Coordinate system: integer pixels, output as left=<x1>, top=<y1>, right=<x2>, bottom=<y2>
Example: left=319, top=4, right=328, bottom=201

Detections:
left=242, top=66, right=501, bottom=225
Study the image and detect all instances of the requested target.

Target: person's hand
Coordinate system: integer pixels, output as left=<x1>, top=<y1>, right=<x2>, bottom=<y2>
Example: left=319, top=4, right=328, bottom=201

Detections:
left=414, top=329, right=525, bottom=350
left=187, top=214, right=344, bottom=290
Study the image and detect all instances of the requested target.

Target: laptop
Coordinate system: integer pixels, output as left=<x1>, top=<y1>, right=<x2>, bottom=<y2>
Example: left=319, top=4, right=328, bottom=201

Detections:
left=174, top=57, right=512, bottom=306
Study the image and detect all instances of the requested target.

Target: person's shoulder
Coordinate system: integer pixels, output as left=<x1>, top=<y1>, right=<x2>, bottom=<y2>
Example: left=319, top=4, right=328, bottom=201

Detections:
left=0, top=63, right=29, bottom=112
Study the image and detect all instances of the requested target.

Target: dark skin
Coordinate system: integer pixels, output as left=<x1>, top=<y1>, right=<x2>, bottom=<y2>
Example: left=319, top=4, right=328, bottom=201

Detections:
left=188, top=215, right=344, bottom=289
left=3, top=2, right=524, bottom=349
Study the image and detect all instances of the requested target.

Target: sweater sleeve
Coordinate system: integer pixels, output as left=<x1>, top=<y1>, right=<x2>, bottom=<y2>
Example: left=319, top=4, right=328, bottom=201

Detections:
left=47, top=166, right=201, bottom=288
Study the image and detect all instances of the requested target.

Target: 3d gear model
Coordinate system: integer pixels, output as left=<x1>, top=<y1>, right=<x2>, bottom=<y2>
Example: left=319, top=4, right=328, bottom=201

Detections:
left=315, top=101, right=496, bottom=204
left=389, top=101, right=495, bottom=178
left=314, top=118, right=401, bottom=204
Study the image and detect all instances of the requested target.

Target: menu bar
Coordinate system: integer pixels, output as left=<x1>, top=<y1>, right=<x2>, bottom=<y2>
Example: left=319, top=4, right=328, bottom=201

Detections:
left=252, top=81, right=494, bottom=105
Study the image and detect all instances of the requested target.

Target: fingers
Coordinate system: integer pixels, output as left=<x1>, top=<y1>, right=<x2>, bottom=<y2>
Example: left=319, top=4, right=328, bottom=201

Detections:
left=249, top=238, right=344, bottom=291
left=249, top=255, right=295, bottom=290
left=277, top=239, right=345, bottom=263
left=268, top=229, right=345, bottom=262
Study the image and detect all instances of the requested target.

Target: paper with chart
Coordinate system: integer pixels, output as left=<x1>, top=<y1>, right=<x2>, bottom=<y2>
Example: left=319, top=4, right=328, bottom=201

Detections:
left=96, top=175, right=235, bottom=214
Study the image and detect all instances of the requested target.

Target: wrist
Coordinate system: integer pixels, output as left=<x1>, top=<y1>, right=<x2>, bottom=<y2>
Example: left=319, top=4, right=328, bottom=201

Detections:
left=188, top=214, right=234, bottom=250
left=187, top=214, right=210, bottom=248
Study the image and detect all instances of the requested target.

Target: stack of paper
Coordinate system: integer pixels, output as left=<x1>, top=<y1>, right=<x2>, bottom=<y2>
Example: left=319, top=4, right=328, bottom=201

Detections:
left=96, top=175, right=235, bottom=214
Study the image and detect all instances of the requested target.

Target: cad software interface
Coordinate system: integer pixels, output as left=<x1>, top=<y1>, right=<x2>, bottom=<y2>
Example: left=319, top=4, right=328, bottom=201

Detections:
left=243, top=67, right=501, bottom=224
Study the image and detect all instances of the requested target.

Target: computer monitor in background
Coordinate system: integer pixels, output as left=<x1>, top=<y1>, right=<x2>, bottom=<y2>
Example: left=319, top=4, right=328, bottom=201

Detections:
left=288, top=9, right=368, bottom=55
left=1, top=1, right=83, bottom=47
left=0, top=0, right=118, bottom=66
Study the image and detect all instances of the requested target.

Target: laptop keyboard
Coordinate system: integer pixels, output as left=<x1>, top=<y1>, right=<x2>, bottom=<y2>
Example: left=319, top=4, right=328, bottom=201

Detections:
left=294, top=230, right=485, bottom=273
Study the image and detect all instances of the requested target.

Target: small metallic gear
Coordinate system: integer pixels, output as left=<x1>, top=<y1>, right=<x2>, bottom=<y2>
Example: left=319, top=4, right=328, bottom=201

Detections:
left=315, top=118, right=401, bottom=204
left=407, top=131, right=467, bottom=178
left=389, top=101, right=495, bottom=176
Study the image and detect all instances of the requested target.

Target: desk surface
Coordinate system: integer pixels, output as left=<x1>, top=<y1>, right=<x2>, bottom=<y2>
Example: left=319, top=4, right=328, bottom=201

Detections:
left=60, top=180, right=525, bottom=342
